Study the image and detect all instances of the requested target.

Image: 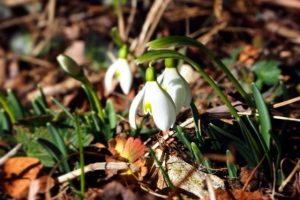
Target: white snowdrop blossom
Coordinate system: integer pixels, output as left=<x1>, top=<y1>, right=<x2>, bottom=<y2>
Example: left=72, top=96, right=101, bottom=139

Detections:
left=104, top=58, right=133, bottom=95
left=158, top=61, right=192, bottom=114
left=129, top=67, right=176, bottom=131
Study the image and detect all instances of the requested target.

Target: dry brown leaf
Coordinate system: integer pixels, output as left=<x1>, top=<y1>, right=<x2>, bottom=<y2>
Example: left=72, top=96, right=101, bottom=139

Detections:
left=203, top=189, right=270, bottom=200
left=238, top=45, right=260, bottom=65
left=2, top=157, right=43, bottom=199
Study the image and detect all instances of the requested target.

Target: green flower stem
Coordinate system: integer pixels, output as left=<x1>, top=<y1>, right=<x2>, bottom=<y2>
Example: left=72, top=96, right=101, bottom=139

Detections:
left=145, top=66, right=157, bottom=81
left=164, top=58, right=176, bottom=68
left=81, top=78, right=106, bottom=123
left=0, top=92, right=16, bottom=123
left=118, top=45, right=128, bottom=59
left=147, top=36, right=252, bottom=107
left=75, top=116, right=85, bottom=199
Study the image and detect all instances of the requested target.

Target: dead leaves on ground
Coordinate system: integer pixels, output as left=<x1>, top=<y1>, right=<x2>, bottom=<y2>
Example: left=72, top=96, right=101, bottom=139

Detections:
left=203, top=189, right=270, bottom=200
left=1, top=157, right=54, bottom=199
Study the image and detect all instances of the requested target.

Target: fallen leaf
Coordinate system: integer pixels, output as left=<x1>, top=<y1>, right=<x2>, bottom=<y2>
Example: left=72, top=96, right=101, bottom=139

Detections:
left=2, top=157, right=43, bottom=199
left=203, top=189, right=270, bottom=200
left=109, top=134, right=146, bottom=163
left=155, top=149, right=224, bottom=199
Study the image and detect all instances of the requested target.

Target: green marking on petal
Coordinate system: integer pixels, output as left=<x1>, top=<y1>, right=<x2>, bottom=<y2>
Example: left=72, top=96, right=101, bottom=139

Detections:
left=115, top=70, right=121, bottom=78
left=143, top=102, right=152, bottom=114
left=162, top=85, right=168, bottom=91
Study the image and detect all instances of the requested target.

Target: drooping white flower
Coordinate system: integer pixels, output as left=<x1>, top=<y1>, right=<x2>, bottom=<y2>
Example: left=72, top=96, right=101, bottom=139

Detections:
left=129, top=66, right=176, bottom=131
left=104, top=58, right=133, bottom=95
left=158, top=59, right=192, bottom=114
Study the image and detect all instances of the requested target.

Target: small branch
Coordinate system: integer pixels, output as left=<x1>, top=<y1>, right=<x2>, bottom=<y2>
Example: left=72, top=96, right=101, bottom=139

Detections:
left=242, top=155, right=265, bottom=191
left=0, top=143, right=22, bottom=166
left=57, top=162, right=139, bottom=183
left=273, top=96, right=300, bottom=108
left=278, top=160, right=300, bottom=192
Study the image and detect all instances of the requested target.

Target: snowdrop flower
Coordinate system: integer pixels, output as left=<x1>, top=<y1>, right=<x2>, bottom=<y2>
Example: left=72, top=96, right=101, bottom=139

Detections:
left=129, top=66, right=176, bottom=131
left=158, top=59, right=192, bottom=114
left=104, top=45, right=133, bottom=95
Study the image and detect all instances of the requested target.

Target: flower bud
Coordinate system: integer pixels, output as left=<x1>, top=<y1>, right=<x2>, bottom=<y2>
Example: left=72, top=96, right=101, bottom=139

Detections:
left=57, top=54, right=83, bottom=79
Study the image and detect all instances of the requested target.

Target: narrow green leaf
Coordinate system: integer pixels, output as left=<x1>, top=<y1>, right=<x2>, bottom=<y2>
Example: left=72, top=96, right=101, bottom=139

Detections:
left=244, top=116, right=273, bottom=176
left=47, top=123, right=68, bottom=157
left=7, top=89, right=25, bottom=120
left=175, top=126, right=192, bottom=155
left=35, top=85, right=49, bottom=111
left=37, top=138, right=70, bottom=173
left=252, top=84, right=271, bottom=149
left=0, top=91, right=16, bottom=123
left=149, top=148, right=174, bottom=188
left=226, top=149, right=238, bottom=179
left=81, top=82, right=106, bottom=123
left=191, top=142, right=211, bottom=169
left=190, top=101, right=203, bottom=145
left=110, top=27, right=124, bottom=47
left=31, top=99, right=44, bottom=115
left=0, top=109, right=11, bottom=134
left=51, top=97, right=73, bottom=119
left=208, top=123, right=243, bottom=143
left=105, top=99, right=117, bottom=129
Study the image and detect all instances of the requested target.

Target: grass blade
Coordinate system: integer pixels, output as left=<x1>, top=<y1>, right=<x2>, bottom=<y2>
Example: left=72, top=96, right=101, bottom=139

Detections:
left=149, top=148, right=174, bottom=189
left=226, top=149, right=238, bottom=179
left=252, top=83, right=271, bottom=149
left=191, top=142, right=211, bottom=169
left=47, top=123, right=68, bottom=157
left=7, top=89, right=25, bottom=120
left=37, top=138, right=70, bottom=173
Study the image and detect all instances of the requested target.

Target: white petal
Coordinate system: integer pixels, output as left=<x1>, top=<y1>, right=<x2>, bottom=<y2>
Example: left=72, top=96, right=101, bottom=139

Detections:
left=129, top=88, right=145, bottom=129
left=144, top=82, right=176, bottom=131
left=104, top=61, right=119, bottom=93
left=161, top=68, right=190, bottom=113
left=117, top=59, right=133, bottom=94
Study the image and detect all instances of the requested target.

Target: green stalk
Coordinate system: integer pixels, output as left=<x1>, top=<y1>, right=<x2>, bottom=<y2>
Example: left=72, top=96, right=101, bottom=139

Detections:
left=81, top=78, right=106, bottom=123
left=149, top=148, right=174, bottom=188
left=75, top=116, right=85, bottom=199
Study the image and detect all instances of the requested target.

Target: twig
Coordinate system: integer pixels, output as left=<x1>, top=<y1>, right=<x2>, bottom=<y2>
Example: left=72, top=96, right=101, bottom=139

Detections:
left=273, top=96, right=300, bottom=108
left=258, top=0, right=300, bottom=10
left=238, top=111, right=300, bottom=123
left=242, top=155, right=265, bottom=191
left=0, top=14, right=39, bottom=29
left=124, top=0, right=137, bottom=40
left=278, top=160, right=300, bottom=192
left=266, top=22, right=300, bottom=44
left=117, top=0, right=126, bottom=42
left=57, top=162, right=139, bottom=183
left=142, top=0, right=171, bottom=49
left=19, top=55, right=54, bottom=69
left=0, top=143, right=22, bottom=166
left=1, top=0, right=35, bottom=7
left=132, top=0, right=170, bottom=56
